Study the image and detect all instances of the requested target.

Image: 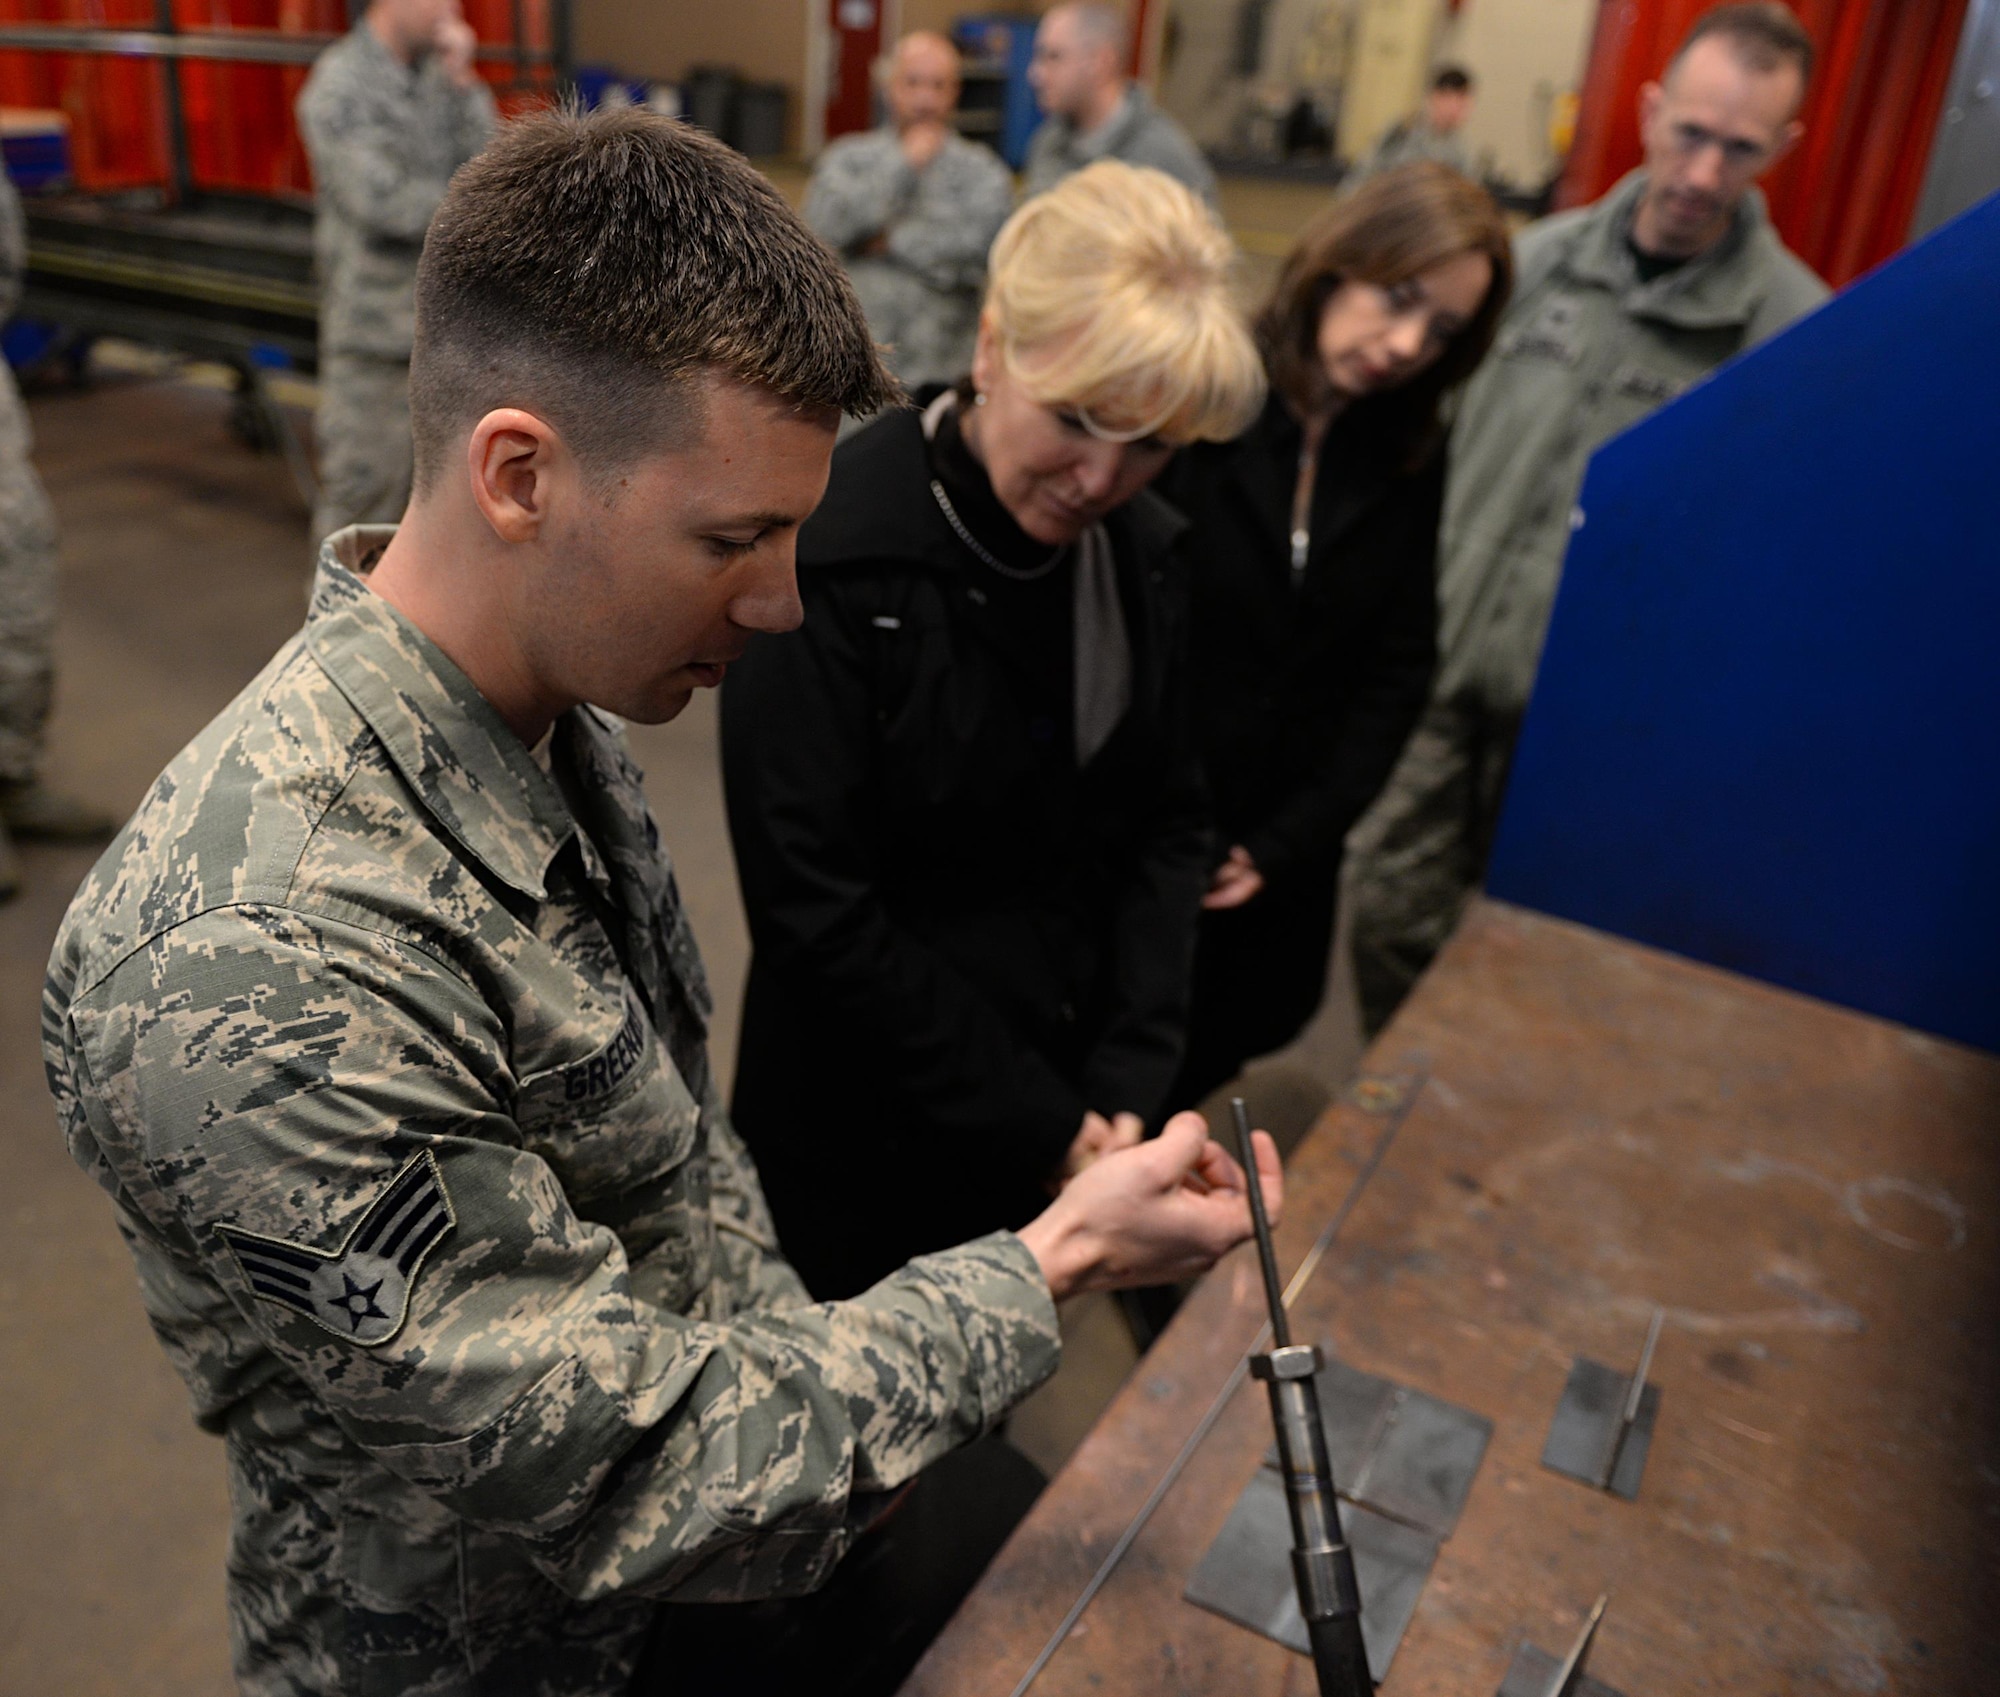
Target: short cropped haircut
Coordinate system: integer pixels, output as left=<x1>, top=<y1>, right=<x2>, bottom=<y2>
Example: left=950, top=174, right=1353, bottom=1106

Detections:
left=1671, top=2, right=1814, bottom=86
left=1056, top=1, right=1130, bottom=58
left=983, top=161, right=1264, bottom=446
left=1431, top=65, right=1472, bottom=93
left=409, top=107, right=898, bottom=496
left=1259, top=161, right=1511, bottom=467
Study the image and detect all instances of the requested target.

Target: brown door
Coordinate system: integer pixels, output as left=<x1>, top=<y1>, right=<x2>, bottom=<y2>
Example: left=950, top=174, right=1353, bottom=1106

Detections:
left=824, top=0, right=884, bottom=139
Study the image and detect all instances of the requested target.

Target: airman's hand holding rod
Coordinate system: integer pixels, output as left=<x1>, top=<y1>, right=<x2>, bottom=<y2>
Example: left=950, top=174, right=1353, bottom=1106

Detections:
left=1020, top=1110, right=1282, bottom=1301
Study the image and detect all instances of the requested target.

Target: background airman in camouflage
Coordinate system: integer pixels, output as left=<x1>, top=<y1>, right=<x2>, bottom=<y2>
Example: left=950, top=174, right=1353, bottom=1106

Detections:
left=0, top=167, right=117, bottom=899
left=43, top=109, right=1272, bottom=1697
left=1350, top=66, right=1476, bottom=183
left=803, top=32, right=1015, bottom=392
left=297, top=0, right=495, bottom=550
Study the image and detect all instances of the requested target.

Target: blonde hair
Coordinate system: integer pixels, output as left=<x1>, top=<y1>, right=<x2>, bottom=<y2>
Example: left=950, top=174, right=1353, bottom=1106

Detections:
left=984, top=161, right=1265, bottom=445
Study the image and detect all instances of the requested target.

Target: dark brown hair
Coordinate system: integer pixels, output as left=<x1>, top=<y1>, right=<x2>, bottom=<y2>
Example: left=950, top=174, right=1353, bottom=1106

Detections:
left=409, top=106, right=899, bottom=494
left=1671, top=2, right=1814, bottom=86
left=1256, top=160, right=1512, bottom=468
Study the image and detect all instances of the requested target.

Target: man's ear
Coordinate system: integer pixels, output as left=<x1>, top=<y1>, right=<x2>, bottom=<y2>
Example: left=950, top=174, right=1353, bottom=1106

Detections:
left=1637, top=79, right=1663, bottom=141
left=1767, top=116, right=1804, bottom=172
left=970, top=313, right=998, bottom=400
left=466, top=408, right=566, bottom=544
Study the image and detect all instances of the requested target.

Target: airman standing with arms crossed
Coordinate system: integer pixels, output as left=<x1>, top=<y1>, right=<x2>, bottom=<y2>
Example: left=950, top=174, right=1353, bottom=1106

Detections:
left=297, top=0, right=496, bottom=550
left=1345, top=2, right=1830, bottom=1034
left=42, top=110, right=1278, bottom=1697
left=804, top=31, right=1015, bottom=391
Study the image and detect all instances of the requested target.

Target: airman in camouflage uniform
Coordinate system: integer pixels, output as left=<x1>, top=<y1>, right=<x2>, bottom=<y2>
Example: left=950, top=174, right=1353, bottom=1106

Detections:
left=1346, top=12, right=1831, bottom=1032
left=45, top=105, right=1271, bottom=1694
left=1350, top=68, right=1476, bottom=184
left=1023, top=5, right=1218, bottom=206
left=803, top=34, right=1014, bottom=391
left=42, top=528, right=1064, bottom=1694
left=0, top=168, right=116, bottom=899
left=297, top=3, right=496, bottom=548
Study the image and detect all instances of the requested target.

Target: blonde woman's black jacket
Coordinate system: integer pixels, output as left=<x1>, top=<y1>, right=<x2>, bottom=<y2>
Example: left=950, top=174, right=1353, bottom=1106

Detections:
left=720, top=404, right=1211, bottom=1299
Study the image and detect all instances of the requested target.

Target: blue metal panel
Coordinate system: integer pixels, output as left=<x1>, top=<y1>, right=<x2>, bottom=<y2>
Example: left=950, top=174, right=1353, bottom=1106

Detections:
left=1486, top=190, right=2000, bottom=1053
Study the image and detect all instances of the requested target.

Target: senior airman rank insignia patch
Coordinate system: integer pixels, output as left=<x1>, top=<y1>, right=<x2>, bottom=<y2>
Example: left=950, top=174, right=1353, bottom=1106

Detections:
left=215, top=1151, right=454, bottom=1346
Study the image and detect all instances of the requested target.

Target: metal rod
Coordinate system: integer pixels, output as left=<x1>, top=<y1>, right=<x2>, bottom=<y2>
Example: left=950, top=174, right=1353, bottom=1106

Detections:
left=551, top=0, right=575, bottom=89
left=1598, top=1307, right=1663, bottom=1489
left=1232, top=1101, right=1371, bottom=1696
left=0, top=26, right=552, bottom=67
left=1006, top=1074, right=1425, bottom=1697
left=1230, top=1096, right=1290, bottom=1349
left=150, top=0, right=193, bottom=207
left=1548, top=1593, right=1609, bottom=1697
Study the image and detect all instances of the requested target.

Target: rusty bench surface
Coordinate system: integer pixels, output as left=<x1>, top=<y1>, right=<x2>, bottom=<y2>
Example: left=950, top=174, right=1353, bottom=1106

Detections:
left=902, top=901, right=2000, bottom=1697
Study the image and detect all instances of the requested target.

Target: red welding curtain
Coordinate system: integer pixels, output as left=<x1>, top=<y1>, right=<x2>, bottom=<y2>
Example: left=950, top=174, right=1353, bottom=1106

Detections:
left=1559, top=0, right=1969, bottom=286
left=0, top=0, right=557, bottom=198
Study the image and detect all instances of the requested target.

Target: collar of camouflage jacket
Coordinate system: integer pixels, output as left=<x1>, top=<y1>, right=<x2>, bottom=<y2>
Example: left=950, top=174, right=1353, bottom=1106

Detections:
left=348, top=14, right=426, bottom=87
left=305, top=526, right=575, bottom=901
left=1065, top=84, right=1150, bottom=161
left=1564, top=168, right=1782, bottom=331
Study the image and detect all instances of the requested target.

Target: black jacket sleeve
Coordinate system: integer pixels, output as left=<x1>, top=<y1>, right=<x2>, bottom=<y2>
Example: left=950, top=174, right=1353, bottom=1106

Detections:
left=721, top=581, right=1085, bottom=1187
left=1081, top=619, right=1212, bottom=1126
left=1242, top=451, right=1443, bottom=888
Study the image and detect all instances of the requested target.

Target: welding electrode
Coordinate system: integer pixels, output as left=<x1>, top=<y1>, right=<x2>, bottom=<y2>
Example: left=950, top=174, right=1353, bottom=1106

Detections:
left=1229, top=1097, right=1373, bottom=1697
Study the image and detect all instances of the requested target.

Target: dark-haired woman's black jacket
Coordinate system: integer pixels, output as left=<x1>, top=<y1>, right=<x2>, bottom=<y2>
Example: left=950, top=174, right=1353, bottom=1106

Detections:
left=1162, top=389, right=1441, bottom=1106
left=720, top=405, right=1210, bottom=1298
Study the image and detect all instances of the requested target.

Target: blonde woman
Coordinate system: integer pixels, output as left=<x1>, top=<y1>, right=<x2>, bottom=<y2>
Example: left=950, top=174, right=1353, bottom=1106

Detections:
left=722, top=162, right=1265, bottom=1301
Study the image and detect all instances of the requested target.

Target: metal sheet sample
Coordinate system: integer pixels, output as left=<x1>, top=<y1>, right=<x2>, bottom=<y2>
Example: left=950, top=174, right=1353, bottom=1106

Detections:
left=1497, top=1640, right=1626, bottom=1697
left=1265, top=1356, right=1493, bottom=1537
left=1541, top=1357, right=1662, bottom=1500
left=1184, top=1465, right=1438, bottom=1682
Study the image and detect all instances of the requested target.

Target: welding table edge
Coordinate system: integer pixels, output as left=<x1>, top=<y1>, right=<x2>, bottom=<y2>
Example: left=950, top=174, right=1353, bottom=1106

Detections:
left=898, top=1069, right=1426, bottom=1695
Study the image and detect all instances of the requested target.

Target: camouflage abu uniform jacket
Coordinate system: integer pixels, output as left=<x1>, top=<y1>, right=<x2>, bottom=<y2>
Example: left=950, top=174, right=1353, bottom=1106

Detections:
left=42, top=529, right=1062, bottom=1697
left=802, top=127, right=1014, bottom=390
left=1436, top=170, right=1828, bottom=720
left=1022, top=86, right=1218, bottom=206
left=0, top=164, right=61, bottom=784
left=297, top=24, right=497, bottom=359
left=1351, top=118, right=1472, bottom=183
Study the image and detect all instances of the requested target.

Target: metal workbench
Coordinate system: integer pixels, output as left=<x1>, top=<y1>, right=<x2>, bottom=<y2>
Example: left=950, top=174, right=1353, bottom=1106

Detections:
left=904, top=900, right=1998, bottom=1696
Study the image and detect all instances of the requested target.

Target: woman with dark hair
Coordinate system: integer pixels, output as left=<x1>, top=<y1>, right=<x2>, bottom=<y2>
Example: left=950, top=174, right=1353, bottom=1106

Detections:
left=1165, top=161, right=1512, bottom=1109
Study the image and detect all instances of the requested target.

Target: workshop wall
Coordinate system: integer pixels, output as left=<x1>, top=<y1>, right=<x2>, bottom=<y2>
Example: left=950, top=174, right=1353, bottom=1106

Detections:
left=576, top=0, right=809, bottom=116
left=1435, top=0, right=1597, bottom=188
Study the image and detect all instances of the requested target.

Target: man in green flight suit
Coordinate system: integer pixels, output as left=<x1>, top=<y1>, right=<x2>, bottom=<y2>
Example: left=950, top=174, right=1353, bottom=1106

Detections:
left=1346, top=2, right=1831, bottom=1033
left=42, top=110, right=1278, bottom=1697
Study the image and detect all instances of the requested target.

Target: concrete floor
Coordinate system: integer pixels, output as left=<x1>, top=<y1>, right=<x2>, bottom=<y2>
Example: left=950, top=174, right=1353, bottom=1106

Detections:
left=0, top=234, right=1364, bottom=1685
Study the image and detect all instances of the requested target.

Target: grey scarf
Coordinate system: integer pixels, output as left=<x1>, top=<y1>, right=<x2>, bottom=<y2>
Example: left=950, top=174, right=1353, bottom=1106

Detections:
left=1070, top=522, right=1129, bottom=765
left=920, top=392, right=1131, bottom=764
